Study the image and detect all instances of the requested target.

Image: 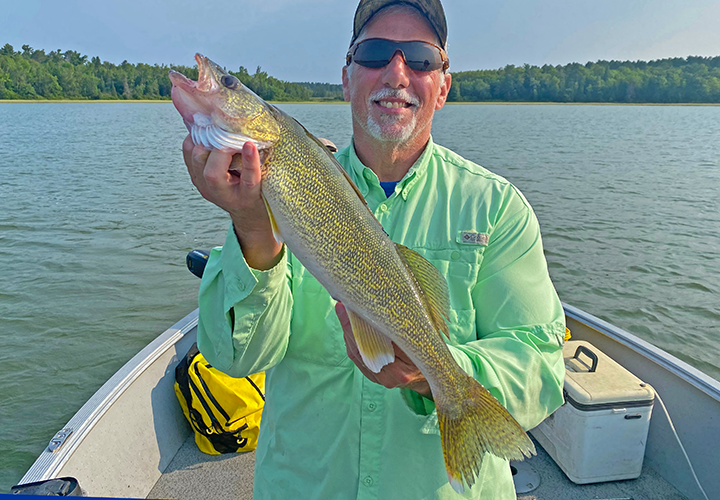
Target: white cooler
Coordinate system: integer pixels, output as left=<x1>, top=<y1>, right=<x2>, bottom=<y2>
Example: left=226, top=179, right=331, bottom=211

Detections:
left=530, top=340, right=655, bottom=484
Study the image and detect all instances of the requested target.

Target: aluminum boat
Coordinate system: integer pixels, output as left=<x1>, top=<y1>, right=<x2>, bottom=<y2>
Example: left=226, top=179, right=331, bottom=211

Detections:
left=17, top=301, right=719, bottom=499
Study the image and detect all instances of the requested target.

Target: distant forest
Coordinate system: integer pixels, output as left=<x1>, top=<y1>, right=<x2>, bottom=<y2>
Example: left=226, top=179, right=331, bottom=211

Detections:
left=2, top=44, right=719, bottom=103
left=0, top=44, right=328, bottom=102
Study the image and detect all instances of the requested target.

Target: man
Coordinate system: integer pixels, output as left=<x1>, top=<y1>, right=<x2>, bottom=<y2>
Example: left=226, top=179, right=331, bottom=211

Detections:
left=182, top=0, right=566, bottom=498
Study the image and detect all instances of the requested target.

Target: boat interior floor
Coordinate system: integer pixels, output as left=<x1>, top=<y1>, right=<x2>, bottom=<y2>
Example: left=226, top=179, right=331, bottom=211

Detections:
left=148, top=435, right=688, bottom=500
left=148, top=435, right=255, bottom=500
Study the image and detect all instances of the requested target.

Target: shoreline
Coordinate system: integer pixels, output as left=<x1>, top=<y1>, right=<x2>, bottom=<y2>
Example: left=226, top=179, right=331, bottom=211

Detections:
left=446, top=101, right=720, bottom=106
left=0, top=99, right=349, bottom=104
left=1, top=99, right=718, bottom=106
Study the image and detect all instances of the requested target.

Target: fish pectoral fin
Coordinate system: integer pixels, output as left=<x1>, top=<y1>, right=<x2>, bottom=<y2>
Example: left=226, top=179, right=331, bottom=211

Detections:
left=347, top=310, right=395, bottom=373
left=396, top=244, right=451, bottom=339
left=262, top=197, right=283, bottom=244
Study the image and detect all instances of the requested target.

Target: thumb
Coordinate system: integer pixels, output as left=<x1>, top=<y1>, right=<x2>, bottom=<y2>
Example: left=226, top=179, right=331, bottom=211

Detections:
left=241, top=141, right=263, bottom=191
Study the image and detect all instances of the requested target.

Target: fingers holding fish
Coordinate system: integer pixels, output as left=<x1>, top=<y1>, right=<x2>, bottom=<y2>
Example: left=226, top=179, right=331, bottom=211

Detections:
left=181, top=134, right=282, bottom=270
left=182, top=134, right=206, bottom=187
left=184, top=146, right=281, bottom=271
left=336, top=302, right=431, bottom=397
left=335, top=302, right=365, bottom=363
left=223, top=143, right=283, bottom=270
left=238, top=142, right=262, bottom=189
left=382, top=347, right=432, bottom=397
left=182, top=134, right=228, bottom=206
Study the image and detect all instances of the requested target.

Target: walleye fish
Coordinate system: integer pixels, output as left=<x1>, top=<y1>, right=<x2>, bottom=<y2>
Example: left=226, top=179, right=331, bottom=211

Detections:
left=169, top=54, right=535, bottom=493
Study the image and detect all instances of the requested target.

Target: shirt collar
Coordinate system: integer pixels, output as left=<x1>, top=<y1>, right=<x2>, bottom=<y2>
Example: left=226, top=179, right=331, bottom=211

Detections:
left=347, top=136, right=435, bottom=201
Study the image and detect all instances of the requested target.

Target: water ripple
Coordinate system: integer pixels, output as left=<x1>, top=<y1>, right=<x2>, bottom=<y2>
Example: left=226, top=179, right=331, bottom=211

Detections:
left=1, top=102, right=719, bottom=492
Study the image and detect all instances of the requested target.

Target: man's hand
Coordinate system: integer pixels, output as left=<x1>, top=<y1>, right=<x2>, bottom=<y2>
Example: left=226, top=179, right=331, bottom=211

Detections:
left=335, top=302, right=432, bottom=398
left=182, top=135, right=282, bottom=270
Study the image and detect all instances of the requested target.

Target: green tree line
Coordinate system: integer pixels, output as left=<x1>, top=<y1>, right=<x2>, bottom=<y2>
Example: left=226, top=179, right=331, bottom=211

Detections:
left=0, top=44, right=317, bottom=101
left=450, top=57, right=720, bottom=103
left=2, top=43, right=719, bottom=103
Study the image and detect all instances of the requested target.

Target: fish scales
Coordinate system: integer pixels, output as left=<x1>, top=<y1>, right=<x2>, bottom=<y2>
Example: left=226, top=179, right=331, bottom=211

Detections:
left=265, top=113, right=437, bottom=344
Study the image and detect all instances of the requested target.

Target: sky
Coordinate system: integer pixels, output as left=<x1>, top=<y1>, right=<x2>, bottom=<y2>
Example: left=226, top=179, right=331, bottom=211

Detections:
left=1, top=0, right=719, bottom=84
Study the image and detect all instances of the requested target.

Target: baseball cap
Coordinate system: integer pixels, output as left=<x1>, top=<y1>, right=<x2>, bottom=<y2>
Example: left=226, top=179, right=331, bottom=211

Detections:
left=351, top=0, right=448, bottom=49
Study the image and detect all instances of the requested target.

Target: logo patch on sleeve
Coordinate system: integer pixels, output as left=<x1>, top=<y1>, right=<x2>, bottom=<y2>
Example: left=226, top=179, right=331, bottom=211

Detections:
left=457, top=231, right=489, bottom=246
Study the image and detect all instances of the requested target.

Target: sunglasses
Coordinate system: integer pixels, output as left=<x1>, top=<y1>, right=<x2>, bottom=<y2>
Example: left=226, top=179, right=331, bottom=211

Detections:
left=346, top=38, right=449, bottom=72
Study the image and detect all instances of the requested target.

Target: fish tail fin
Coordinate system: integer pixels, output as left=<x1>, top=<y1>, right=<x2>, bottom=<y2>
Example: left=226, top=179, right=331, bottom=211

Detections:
left=437, top=373, right=536, bottom=493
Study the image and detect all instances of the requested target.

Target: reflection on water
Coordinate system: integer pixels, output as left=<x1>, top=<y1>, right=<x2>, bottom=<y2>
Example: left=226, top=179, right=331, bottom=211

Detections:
left=0, top=102, right=718, bottom=490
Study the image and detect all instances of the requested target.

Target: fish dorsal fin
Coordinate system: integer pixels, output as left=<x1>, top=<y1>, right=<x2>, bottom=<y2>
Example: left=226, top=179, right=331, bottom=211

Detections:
left=396, top=244, right=451, bottom=339
left=290, top=116, right=373, bottom=215
left=347, top=309, right=395, bottom=373
left=305, top=129, right=370, bottom=207
left=331, top=153, right=370, bottom=207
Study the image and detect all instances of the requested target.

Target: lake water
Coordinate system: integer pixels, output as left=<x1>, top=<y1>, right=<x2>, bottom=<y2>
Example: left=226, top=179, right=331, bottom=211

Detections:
left=0, top=102, right=718, bottom=491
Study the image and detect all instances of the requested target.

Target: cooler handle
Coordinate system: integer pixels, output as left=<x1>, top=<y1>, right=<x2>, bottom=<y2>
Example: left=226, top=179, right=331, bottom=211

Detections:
left=573, top=345, right=598, bottom=372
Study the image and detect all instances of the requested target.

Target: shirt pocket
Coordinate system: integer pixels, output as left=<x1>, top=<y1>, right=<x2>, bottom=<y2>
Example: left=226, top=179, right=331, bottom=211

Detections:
left=412, top=246, right=485, bottom=344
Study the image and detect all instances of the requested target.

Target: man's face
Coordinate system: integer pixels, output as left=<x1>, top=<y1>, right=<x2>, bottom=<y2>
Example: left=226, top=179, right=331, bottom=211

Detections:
left=342, top=8, right=451, bottom=146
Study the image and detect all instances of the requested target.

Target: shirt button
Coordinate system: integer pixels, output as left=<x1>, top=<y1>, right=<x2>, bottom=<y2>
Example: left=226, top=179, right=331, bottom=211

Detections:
left=237, top=280, right=246, bottom=290
left=379, top=204, right=388, bottom=213
left=363, top=170, right=373, bottom=179
left=451, top=251, right=460, bottom=260
left=367, top=402, right=376, bottom=412
left=363, top=476, right=374, bottom=486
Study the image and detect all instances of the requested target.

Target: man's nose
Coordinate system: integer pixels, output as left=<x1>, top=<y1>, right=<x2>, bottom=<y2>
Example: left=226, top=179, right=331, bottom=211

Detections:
left=382, top=51, right=410, bottom=88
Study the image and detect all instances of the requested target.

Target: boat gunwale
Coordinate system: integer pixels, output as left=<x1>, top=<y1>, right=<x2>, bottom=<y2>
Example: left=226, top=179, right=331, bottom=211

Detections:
left=17, top=309, right=199, bottom=486
left=18, top=304, right=720, bottom=495
left=563, top=303, right=720, bottom=402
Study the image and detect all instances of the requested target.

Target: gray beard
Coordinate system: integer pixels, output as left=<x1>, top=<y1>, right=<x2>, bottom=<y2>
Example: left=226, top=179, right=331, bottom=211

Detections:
left=356, top=87, right=420, bottom=143
left=366, top=110, right=418, bottom=143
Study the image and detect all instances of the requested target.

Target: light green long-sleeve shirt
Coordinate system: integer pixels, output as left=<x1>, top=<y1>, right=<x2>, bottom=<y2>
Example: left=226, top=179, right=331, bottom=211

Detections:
left=197, top=137, right=566, bottom=500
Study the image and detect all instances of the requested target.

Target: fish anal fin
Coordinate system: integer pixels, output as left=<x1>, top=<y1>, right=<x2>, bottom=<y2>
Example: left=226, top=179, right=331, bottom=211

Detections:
left=262, top=197, right=283, bottom=244
left=396, top=244, right=451, bottom=339
left=347, top=310, right=395, bottom=373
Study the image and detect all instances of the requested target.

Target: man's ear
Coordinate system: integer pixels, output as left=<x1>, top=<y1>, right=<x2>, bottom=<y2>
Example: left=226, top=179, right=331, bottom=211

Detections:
left=342, top=66, right=351, bottom=102
left=435, top=72, right=452, bottom=110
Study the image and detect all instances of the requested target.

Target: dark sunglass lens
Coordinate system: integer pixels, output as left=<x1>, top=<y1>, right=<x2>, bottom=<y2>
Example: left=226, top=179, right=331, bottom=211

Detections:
left=353, top=39, right=395, bottom=68
left=351, top=39, right=444, bottom=71
left=403, top=43, right=444, bottom=71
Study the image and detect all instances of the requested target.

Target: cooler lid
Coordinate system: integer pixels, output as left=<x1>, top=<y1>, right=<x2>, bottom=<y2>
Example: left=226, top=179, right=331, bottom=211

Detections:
left=563, top=341, right=655, bottom=408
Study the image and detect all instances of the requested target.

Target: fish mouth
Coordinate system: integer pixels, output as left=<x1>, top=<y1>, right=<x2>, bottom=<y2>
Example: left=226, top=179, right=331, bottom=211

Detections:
left=169, top=53, right=218, bottom=95
left=169, top=54, right=269, bottom=152
left=169, top=54, right=219, bottom=127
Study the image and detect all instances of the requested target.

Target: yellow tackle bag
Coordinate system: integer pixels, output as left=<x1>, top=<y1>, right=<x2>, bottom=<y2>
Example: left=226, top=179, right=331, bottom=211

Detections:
left=174, top=343, right=265, bottom=454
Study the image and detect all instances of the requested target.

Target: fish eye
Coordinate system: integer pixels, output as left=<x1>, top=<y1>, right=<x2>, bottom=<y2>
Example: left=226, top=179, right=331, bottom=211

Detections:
left=221, top=75, right=239, bottom=90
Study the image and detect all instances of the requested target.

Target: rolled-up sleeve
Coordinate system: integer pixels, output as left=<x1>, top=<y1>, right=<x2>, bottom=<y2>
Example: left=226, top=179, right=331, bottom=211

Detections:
left=401, top=195, right=565, bottom=431
left=450, top=200, right=565, bottom=430
left=196, top=224, right=293, bottom=378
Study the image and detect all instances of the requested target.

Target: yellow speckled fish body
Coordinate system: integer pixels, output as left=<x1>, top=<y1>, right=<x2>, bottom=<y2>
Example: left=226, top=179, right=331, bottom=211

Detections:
left=262, top=112, right=430, bottom=339
left=170, top=54, right=535, bottom=493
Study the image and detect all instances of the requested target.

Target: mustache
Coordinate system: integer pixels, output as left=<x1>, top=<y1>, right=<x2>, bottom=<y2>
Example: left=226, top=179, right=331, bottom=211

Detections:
left=368, top=88, right=420, bottom=106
